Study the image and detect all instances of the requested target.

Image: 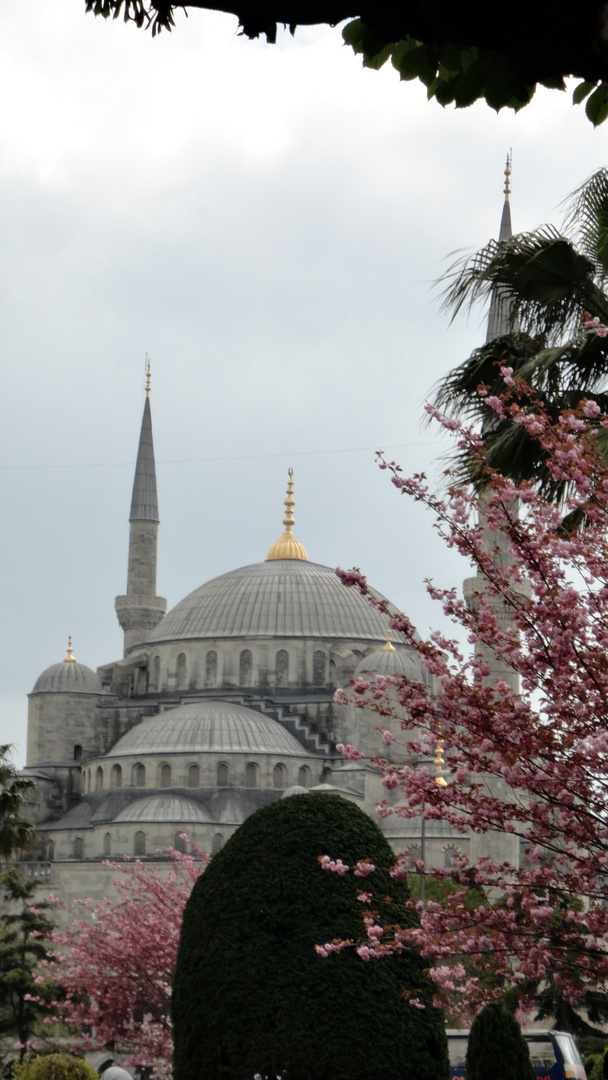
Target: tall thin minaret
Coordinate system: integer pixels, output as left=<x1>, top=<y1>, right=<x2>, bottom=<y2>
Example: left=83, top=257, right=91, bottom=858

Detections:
left=463, top=154, right=522, bottom=696
left=115, top=360, right=167, bottom=654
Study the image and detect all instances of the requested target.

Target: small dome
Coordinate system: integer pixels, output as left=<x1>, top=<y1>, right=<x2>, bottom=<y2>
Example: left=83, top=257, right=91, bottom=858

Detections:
left=100, top=1069, right=133, bottom=1080
left=32, top=647, right=102, bottom=695
left=115, top=794, right=213, bottom=824
left=355, top=646, right=422, bottom=682
left=281, top=785, right=310, bottom=798
left=107, top=700, right=309, bottom=758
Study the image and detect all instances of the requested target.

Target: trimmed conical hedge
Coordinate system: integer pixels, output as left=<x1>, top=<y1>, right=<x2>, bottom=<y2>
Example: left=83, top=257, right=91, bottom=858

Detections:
left=172, top=793, right=449, bottom=1080
left=466, top=1001, right=535, bottom=1080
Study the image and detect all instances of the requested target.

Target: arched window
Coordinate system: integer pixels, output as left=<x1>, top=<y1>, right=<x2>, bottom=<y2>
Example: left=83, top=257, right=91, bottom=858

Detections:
left=160, top=763, right=171, bottom=788
left=95, top=766, right=103, bottom=792
left=134, top=831, right=146, bottom=857
left=443, top=844, right=460, bottom=870
left=103, top=832, right=111, bottom=857
left=407, top=843, right=422, bottom=869
left=73, top=744, right=82, bottom=763
left=239, top=649, right=253, bottom=687
left=176, top=653, right=187, bottom=689
left=273, top=763, right=286, bottom=790
left=174, top=833, right=187, bottom=854
left=320, top=766, right=332, bottom=784
left=313, top=651, right=326, bottom=687
left=216, top=762, right=229, bottom=788
left=211, top=833, right=223, bottom=856
left=205, top=650, right=217, bottom=689
left=111, top=764, right=122, bottom=790
left=152, top=655, right=161, bottom=691
left=47, top=840, right=55, bottom=862
left=298, top=765, right=311, bottom=788
left=188, top=763, right=200, bottom=789
left=245, top=762, right=259, bottom=788
left=132, top=762, right=146, bottom=788
left=73, top=837, right=84, bottom=860
left=275, top=649, right=289, bottom=687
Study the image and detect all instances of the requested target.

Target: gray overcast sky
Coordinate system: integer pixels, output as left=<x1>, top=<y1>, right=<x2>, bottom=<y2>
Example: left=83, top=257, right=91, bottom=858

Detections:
left=1, top=2, right=607, bottom=766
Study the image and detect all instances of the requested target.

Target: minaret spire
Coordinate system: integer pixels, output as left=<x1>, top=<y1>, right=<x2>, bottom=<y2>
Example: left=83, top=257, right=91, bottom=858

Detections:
left=266, top=469, right=308, bottom=561
left=115, top=362, right=167, bottom=654
left=486, top=152, right=518, bottom=343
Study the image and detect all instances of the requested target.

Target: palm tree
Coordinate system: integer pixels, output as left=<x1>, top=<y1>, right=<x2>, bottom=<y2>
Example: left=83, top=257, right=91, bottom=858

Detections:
left=432, top=168, right=608, bottom=505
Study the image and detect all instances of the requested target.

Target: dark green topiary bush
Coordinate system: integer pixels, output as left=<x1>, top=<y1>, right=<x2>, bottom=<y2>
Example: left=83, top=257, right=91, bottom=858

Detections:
left=172, top=793, right=449, bottom=1080
left=466, top=1002, right=535, bottom=1080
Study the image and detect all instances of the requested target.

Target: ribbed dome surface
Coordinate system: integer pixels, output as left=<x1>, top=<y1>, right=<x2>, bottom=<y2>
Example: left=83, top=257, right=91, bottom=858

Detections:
left=32, top=661, right=102, bottom=695
left=115, top=794, right=213, bottom=824
left=107, top=701, right=308, bottom=757
left=355, top=648, right=423, bottom=681
left=144, top=560, right=397, bottom=645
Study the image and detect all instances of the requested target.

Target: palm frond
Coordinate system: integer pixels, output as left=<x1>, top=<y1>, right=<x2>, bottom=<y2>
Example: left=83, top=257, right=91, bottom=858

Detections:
left=562, top=168, right=608, bottom=285
left=430, top=333, right=543, bottom=419
left=441, top=228, right=599, bottom=341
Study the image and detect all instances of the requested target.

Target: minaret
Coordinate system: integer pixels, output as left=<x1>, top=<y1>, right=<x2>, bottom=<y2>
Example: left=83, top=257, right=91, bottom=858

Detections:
left=463, top=154, right=522, bottom=696
left=115, top=361, right=167, bottom=654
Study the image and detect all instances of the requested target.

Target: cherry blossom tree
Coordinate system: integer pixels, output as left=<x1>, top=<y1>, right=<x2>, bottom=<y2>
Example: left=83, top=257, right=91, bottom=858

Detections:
left=323, top=368, right=608, bottom=1020
left=36, top=843, right=207, bottom=1078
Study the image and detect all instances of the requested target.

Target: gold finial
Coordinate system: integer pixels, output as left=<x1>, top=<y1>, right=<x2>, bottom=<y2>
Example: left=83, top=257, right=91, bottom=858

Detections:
left=504, top=151, right=512, bottom=201
left=434, top=737, right=448, bottom=787
left=382, top=627, right=396, bottom=653
left=266, top=468, right=308, bottom=562
left=145, top=355, right=151, bottom=398
left=64, top=636, right=76, bottom=663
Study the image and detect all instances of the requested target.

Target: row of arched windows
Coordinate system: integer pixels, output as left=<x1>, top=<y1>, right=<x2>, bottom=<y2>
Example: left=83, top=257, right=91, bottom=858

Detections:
left=97, top=831, right=222, bottom=858
left=85, top=760, right=319, bottom=792
left=147, top=649, right=329, bottom=691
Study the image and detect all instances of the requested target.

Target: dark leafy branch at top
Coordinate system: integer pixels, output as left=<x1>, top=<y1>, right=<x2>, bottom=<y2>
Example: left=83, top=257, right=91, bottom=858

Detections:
left=85, top=0, right=608, bottom=124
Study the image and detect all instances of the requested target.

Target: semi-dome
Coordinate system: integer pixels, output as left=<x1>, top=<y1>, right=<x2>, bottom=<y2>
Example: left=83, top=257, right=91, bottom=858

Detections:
left=143, top=560, right=399, bottom=646
left=114, top=794, right=213, bottom=824
left=354, top=643, right=423, bottom=682
left=107, top=700, right=309, bottom=758
left=32, top=639, right=102, bottom=695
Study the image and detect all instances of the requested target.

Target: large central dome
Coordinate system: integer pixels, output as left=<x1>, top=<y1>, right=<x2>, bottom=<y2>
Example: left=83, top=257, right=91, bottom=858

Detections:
left=144, top=559, right=397, bottom=645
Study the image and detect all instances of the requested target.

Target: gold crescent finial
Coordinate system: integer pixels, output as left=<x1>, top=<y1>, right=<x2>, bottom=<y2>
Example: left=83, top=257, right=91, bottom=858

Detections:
left=434, top=737, right=448, bottom=786
left=504, top=151, right=512, bottom=201
left=145, top=355, right=151, bottom=398
left=267, top=469, right=308, bottom=561
left=382, top=627, right=395, bottom=652
left=64, top=636, right=76, bottom=663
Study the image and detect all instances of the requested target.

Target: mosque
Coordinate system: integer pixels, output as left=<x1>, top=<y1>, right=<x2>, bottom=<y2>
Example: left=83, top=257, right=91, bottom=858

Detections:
left=21, top=171, right=517, bottom=905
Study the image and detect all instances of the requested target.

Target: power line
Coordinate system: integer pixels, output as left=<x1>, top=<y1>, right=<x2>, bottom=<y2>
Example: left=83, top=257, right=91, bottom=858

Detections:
left=0, top=440, right=444, bottom=473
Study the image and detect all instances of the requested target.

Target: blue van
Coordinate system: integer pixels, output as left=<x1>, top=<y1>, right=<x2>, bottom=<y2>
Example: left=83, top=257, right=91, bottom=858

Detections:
left=447, top=1029, right=587, bottom=1080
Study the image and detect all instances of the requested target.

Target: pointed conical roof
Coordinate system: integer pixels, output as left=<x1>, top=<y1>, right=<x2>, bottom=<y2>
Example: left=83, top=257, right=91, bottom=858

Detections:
left=129, top=396, right=159, bottom=522
left=486, top=156, right=518, bottom=343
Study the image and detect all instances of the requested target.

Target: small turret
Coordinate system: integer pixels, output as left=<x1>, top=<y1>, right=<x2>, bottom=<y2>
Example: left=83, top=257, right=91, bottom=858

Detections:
left=115, top=360, right=167, bottom=654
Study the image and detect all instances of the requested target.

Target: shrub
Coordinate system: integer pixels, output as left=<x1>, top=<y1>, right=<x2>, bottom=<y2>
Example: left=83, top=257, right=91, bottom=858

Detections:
left=172, top=792, right=449, bottom=1080
left=13, top=1055, right=98, bottom=1080
left=466, top=1002, right=535, bottom=1080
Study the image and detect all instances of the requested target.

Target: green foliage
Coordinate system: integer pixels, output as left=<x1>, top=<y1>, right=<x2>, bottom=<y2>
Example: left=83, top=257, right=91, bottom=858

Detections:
left=589, top=1049, right=608, bottom=1080
left=466, top=1001, right=535, bottom=1080
left=172, top=793, right=449, bottom=1080
left=0, top=870, right=57, bottom=1058
left=0, top=747, right=37, bottom=859
left=13, top=1055, right=98, bottom=1080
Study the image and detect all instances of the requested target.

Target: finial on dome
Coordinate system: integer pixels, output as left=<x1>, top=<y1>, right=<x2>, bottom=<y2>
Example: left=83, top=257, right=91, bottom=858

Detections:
left=504, top=151, right=512, bottom=202
left=382, top=627, right=395, bottom=652
left=64, top=636, right=76, bottom=663
left=145, top=355, right=151, bottom=398
left=434, top=737, right=448, bottom=787
left=266, top=468, right=308, bottom=561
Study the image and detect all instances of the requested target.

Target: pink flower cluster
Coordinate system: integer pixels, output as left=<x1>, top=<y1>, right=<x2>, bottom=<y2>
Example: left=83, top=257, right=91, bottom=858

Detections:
left=328, top=383, right=608, bottom=1016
